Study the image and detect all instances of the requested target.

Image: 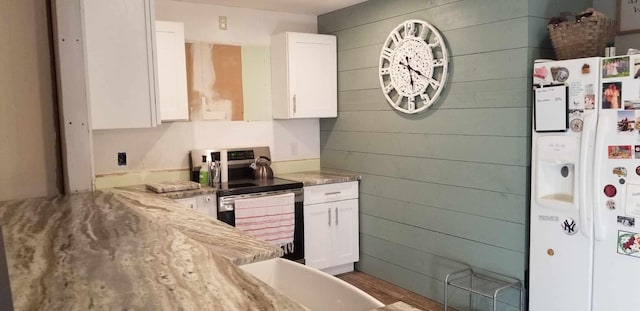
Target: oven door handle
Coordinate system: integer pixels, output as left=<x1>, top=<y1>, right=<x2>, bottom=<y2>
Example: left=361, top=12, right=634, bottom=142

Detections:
left=218, top=189, right=303, bottom=212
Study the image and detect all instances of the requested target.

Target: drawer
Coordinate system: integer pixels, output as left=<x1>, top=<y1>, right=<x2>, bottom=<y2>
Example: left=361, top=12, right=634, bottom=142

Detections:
left=174, top=197, right=197, bottom=209
left=304, top=181, right=358, bottom=205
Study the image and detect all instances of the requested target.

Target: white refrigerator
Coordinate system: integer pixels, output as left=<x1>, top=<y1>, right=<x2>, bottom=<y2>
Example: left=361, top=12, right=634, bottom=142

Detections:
left=530, top=55, right=640, bottom=311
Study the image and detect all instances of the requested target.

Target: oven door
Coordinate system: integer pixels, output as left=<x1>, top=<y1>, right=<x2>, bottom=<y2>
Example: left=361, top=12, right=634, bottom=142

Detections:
left=218, top=189, right=304, bottom=262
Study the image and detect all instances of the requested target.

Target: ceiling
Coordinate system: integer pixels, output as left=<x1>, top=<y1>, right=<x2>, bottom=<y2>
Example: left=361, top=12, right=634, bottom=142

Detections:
left=176, top=0, right=368, bottom=15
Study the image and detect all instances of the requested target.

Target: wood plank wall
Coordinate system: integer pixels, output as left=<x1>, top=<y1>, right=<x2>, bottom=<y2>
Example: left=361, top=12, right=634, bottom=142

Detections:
left=318, top=0, right=590, bottom=309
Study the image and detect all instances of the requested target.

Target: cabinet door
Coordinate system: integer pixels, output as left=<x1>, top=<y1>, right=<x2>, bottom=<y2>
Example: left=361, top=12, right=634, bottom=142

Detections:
left=332, top=199, right=359, bottom=266
left=288, top=33, right=337, bottom=118
left=174, top=197, right=197, bottom=210
left=196, top=194, right=217, bottom=218
left=155, top=21, right=188, bottom=121
left=83, top=0, right=159, bottom=129
left=304, top=202, right=333, bottom=269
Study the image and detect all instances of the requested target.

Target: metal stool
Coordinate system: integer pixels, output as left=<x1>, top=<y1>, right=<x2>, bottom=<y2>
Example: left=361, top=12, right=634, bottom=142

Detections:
left=444, top=268, right=523, bottom=311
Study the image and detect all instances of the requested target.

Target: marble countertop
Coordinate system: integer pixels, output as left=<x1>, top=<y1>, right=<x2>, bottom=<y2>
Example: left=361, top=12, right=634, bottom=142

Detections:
left=278, top=169, right=361, bottom=186
left=156, top=185, right=218, bottom=199
left=371, top=302, right=422, bottom=311
left=0, top=189, right=304, bottom=310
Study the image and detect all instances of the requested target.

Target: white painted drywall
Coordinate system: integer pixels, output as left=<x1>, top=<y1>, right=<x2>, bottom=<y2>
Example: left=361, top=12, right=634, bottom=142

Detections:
left=272, top=119, right=320, bottom=162
left=593, top=0, right=640, bottom=53
left=155, top=0, right=316, bottom=44
left=92, top=0, right=320, bottom=176
left=0, top=0, right=61, bottom=200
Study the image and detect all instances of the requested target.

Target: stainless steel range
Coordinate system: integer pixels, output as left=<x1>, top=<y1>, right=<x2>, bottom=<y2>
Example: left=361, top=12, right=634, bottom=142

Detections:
left=190, top=147, right=304, bottom=262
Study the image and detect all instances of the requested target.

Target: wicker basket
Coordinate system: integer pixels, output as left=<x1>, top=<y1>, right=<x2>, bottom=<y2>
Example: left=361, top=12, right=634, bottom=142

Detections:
left=548, top=12, right=615, bottom=60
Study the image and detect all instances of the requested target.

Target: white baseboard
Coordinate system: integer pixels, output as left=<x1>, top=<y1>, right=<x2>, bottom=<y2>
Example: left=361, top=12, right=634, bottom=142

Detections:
left=321, top=263, right=354, bottom=276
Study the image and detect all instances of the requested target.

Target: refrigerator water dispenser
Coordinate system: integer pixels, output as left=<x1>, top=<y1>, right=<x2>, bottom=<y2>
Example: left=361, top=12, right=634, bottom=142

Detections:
left=535, top=136, right=580, bottom=209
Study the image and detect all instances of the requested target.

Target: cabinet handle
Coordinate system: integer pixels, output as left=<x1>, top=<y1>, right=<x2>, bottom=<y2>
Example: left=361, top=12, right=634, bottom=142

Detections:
left=293, top=94, right=297, bottom=114
left=335, top=207, right=338, bottom=226
left=328, top=208, right=331, bottom=227
left=325, top=191, right=341, bottom=196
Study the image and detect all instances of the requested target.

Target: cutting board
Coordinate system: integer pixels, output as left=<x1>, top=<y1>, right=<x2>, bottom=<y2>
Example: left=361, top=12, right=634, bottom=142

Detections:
left=145, top=181, right=201, bottom=193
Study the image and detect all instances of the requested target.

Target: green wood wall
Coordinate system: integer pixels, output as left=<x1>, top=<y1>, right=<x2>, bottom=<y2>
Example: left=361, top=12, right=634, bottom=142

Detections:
left=318, top=0, right=590, bottom=310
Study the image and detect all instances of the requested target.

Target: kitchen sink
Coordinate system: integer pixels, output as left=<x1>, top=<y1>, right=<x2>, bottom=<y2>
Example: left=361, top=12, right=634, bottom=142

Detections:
left=240, top=258, right=384, bottom=311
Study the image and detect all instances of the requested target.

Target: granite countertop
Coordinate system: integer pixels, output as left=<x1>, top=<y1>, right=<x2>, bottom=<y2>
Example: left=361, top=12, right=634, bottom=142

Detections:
left=371, top=302, right=423, bottom=311
left=278, top=169, right=361, bottom=186
left=0, top=189, right=304, bottom=310
left=153, top=185, right=217, bottom=199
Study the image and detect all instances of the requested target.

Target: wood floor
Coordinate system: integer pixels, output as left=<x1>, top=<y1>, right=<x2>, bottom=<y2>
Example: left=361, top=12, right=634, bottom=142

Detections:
left=337, top=271, right=452, bottom=311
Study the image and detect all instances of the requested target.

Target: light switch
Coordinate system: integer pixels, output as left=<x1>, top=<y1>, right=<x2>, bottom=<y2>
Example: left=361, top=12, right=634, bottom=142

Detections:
left=219, top=16, right=227, bottom=30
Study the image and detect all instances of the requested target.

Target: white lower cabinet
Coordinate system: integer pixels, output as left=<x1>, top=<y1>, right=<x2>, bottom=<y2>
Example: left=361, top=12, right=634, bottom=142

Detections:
left=174, top=197, right=197, bottom=210
left=304, top=181, right=359, bottom=275
left=174, top=194, right=216, bottom=218
left=304, top=202, right=335, bottom=269
left=332, top=200, right=359, bottom=266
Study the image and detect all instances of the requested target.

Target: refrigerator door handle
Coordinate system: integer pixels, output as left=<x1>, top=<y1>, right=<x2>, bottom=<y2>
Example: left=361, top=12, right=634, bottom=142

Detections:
left=593, top=113, right=608, bottom=241
left=579, top=112, right=596, bottom=238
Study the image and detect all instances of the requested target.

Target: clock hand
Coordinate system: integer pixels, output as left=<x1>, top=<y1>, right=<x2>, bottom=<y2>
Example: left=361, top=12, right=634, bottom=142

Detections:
left=411, top=66, right=441, bottom=89
left=403, top=61, right=440, bottom=89
left=400, top=56, right=414, bottom=90
left=403, top=56, right=427, bottom=80
left=409, top=69, right=414, bottom=90
left=408, top=64, right=425, bottom=78
left=405, top=56, right=415, bottom=90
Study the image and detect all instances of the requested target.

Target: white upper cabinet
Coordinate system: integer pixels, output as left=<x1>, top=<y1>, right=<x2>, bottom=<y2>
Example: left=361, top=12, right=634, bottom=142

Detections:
left=271, top=32, right=337, bottom=119
left=155, top=21, right=189, bottom=121
left=83, top=0, right=160, bottom=129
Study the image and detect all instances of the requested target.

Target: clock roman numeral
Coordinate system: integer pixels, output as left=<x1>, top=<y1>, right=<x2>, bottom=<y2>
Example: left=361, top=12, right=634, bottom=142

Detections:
left=384, top=83, right=394, bottom=94
left=404, top=22, right=415, bottom=37
left=432, top=59, right=445, bottom=67
left=427, top=37, right=441, bottom=48
left=427, top=78, right=441, bottom=89
left=395, top=95, right=404, bottom=107
left=391, top=31, right=403, bottom=44
left=380, top=67, right=390, bottom=75
left=420, top=93, right=431, bottom=103
left=418, top=25, right=429, bottom=41
left=381, top=47, right=394, bottom=60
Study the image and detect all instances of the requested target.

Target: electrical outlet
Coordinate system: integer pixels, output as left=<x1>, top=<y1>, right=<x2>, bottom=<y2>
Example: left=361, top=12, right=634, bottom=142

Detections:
left=117, top=152, right=127, bottom=166
left=290, top=142, right=298, bottom=156
left=219, top=16, right=227, bottom=30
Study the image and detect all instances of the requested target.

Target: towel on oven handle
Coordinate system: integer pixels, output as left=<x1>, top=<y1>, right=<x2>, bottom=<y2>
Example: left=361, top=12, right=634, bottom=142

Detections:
left=234, top=192, right=295, bottom=254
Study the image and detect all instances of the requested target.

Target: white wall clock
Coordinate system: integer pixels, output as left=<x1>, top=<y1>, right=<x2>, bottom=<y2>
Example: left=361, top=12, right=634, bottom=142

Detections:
left=378, top=19, right=449, bottom=114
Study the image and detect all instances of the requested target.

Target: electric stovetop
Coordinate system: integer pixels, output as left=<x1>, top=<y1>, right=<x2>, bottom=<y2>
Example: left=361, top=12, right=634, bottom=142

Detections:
left=216, top=177, right=302, bottom=196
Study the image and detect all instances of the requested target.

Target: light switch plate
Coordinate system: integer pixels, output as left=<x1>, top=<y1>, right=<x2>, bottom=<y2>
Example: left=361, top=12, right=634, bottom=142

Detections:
left=219, top=16, right=227, bottom=30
